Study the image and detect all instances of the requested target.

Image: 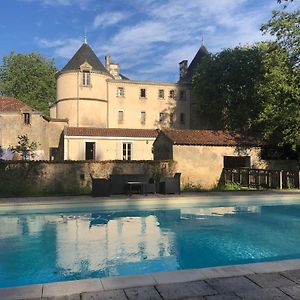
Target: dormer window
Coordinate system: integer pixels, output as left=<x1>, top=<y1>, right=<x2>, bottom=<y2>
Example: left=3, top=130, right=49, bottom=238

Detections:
left=82, top=70, right=90, bottom=86
left=23, top=113, right=30, bottom=125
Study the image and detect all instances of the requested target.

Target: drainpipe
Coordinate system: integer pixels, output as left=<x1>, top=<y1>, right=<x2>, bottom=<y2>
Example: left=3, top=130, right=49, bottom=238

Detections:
left=106, top=79, right=109, bottom=128
left=77, top=71, right=79, bottom=127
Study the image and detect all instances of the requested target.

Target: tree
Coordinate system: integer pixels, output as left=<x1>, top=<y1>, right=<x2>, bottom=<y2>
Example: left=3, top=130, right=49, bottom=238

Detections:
left=9, top=135, right=39, bottom=160
left=261, top=3, right=300, bottom=66
left=192, top=42, right=300, bottom=148
left=255, top=43, right=300, bottom=148
left=0, top=52, right=57, bottom=115
left=192, top=45, right=265, bottom=131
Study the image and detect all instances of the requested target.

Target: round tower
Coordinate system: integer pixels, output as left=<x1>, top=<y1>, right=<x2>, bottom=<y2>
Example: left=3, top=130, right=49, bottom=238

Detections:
left=51, top=42, right=112, bottom=127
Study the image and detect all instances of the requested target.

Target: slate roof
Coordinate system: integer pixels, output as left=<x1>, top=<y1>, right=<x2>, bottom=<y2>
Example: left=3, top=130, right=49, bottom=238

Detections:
left=0, top=97, right=34, bottom=112
left=61, top=43, right=111, bottom=75
left=65, top=127, right=158, bottom=138
left=160, top=129, right=263, bottom=147
left=183, top=45, right=209, bottom=82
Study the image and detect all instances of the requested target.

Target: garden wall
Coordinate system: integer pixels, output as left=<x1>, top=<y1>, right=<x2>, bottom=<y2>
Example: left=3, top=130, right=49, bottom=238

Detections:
left=0, top=160, right=173, bottom=196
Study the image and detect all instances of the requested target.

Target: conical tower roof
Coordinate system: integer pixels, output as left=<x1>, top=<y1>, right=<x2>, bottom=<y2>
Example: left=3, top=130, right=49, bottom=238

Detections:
left=61, top=43, right=110, bottom=75
left=185, top=45, right=209, bottom=81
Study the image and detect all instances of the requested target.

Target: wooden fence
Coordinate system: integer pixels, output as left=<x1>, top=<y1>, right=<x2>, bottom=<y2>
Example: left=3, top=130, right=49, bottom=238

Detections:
left=223, top=168, right=300, bottom=189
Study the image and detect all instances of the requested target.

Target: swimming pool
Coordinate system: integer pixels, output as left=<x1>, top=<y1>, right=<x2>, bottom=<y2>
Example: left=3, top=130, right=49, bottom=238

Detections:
left=1, top=194, right=300, bottom=288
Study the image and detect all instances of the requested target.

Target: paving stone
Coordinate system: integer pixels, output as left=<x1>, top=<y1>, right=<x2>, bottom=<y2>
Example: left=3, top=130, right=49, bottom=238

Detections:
left=81, top=289, right=128, bottom=300
left=156, top=281, right=216, bottom=299
left=204, top=293, right=241, bottom=300
left=124, top=286, right=162, bottom=300
left=0, top=284, right=43, bottom=300
left=205, top=276, right=260, bottom=294
left=177, top=297, right=205, bottom=300
left=246, top=272, right=294, bottom=288
left=281, top=269, right=300, bottom=284
left=42, top=295, right=81, bottom=300
left=280, top=285, right=300, bottom=300
left=236, top=287, right=291, bottom=300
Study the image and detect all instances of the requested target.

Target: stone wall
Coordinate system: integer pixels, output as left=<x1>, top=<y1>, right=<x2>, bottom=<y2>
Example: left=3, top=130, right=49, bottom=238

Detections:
left=166, top=144, right=298, bottom=190
left=0, top=160, right=172, bottom=196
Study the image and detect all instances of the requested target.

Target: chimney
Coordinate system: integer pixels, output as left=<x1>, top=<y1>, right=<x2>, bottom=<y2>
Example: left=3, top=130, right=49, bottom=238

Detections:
left=179, top=60, right=188, bottom=80
left=105, top=55, right=111, bottom=69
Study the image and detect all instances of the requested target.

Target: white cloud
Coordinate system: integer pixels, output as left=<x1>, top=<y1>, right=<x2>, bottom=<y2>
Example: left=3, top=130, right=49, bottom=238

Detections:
left=36, top=38, right=82, bottom=58
left=92, top=12, right=129, bottom=29
left=22, top=0, right=91, bottom=9
left=35, top=0, right=278, bottom=81
left=94, top=0, right=276, bottom=80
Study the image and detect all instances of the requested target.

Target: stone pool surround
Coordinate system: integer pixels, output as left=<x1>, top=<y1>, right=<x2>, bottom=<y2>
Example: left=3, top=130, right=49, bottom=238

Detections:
left=2, top=259, right=300, bottom=299
left=1, top=192, right=300, bottom=299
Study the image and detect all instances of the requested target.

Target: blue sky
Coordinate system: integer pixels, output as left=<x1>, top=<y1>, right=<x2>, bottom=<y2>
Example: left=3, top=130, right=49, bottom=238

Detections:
left=0, top=0, right=294, bottom=82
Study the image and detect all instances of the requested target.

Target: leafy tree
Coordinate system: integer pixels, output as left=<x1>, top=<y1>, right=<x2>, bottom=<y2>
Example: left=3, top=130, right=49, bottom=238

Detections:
left=261, top=2, right=300, bottom=66
left=0, top=52, right=57, bottom=115
left=192, top=42, right=300, bottom=148
left=9, top=134, right=39, bottom=160
left=192, top=45, right=265, bottom=131
left=255, top=43, right=300, bottom=148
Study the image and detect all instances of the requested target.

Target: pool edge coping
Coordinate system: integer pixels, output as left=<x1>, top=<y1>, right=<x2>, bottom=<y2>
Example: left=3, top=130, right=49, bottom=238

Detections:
left=2, top=258, right=300, bottom=299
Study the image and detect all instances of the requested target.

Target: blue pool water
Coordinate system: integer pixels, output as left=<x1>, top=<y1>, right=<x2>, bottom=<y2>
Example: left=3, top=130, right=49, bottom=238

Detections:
left=1, top=196, right=300, bottom=287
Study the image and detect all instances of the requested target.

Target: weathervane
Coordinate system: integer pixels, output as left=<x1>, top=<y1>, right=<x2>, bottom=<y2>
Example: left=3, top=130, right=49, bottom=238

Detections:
left=84, top=29, right=87, bottom=44
left=201, top=35, right=204, bottom=46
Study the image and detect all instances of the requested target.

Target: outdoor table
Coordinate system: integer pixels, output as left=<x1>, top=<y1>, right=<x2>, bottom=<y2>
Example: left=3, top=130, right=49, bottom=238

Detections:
left=127, top=181, right=147, bottom=196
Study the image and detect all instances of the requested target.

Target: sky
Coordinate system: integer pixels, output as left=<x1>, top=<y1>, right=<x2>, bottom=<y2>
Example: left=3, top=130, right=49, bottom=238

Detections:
left=0, top=0, right=294, bottom=82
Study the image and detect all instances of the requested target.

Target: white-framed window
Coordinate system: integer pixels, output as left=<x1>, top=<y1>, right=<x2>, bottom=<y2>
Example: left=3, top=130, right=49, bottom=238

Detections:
left=117, top=87, right=125, bottom=97
left=158, top=89, right=164, bottom=99
left=180, top=113, right=185, bottom=124
left=23, top=113, right=30, bottom=125
left=159, top=112, right=165, bottom=122
left=169, top=89, right=176, bottom=99
left=122, top=143, right=132, bottom=160
left=118, top=110, right=124, bottom=123
left=82, top=70, right=91, bottom=86
left=140, top=88, right=146, bottom=98
left=141, top=111, right=146, bottom=124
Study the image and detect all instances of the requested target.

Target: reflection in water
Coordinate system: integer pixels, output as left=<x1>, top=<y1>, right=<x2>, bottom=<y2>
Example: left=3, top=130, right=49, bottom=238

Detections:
left=1, top=204, right=300, bottom=287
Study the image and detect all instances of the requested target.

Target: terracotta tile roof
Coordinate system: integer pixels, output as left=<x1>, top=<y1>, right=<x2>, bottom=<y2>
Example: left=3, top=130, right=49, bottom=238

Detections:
left=65, top=127, right=158, bottom=138
left=0, top=97, right=34, bottom=112
left=160, top=129, right=263, bottom=147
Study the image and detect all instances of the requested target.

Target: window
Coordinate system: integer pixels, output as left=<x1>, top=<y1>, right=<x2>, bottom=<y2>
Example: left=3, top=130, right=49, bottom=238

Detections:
left=180, top=113, right=185, bottom=124
left=159, top=112, right=165, bottom=122
left=117, top=87, right=125, bottom=97
left=158, top=89, right=164, bottom=99
left=169, top=89, right=176, bottom=99
left=82, top=70, right=90, bottom=86
left=123, top=143, right=132, bottom=160
left=180, top=90, right=186, bottom=100
left=170, top=113, right=174, bottom=125
left=141, top=111, right=146, bottom=124
left=140, top=88, right=146, bottom=98
left=85, top=142, right=95, bottom=160
left=118, top=110, right=124, bottom=123
left=23, top=113, right=30, bottom=125
left=223, top=156, right=251, bottom=168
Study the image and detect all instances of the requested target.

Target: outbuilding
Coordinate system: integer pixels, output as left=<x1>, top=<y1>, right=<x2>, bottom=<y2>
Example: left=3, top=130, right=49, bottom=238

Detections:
left=153, top=129, right=264, bottom=189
